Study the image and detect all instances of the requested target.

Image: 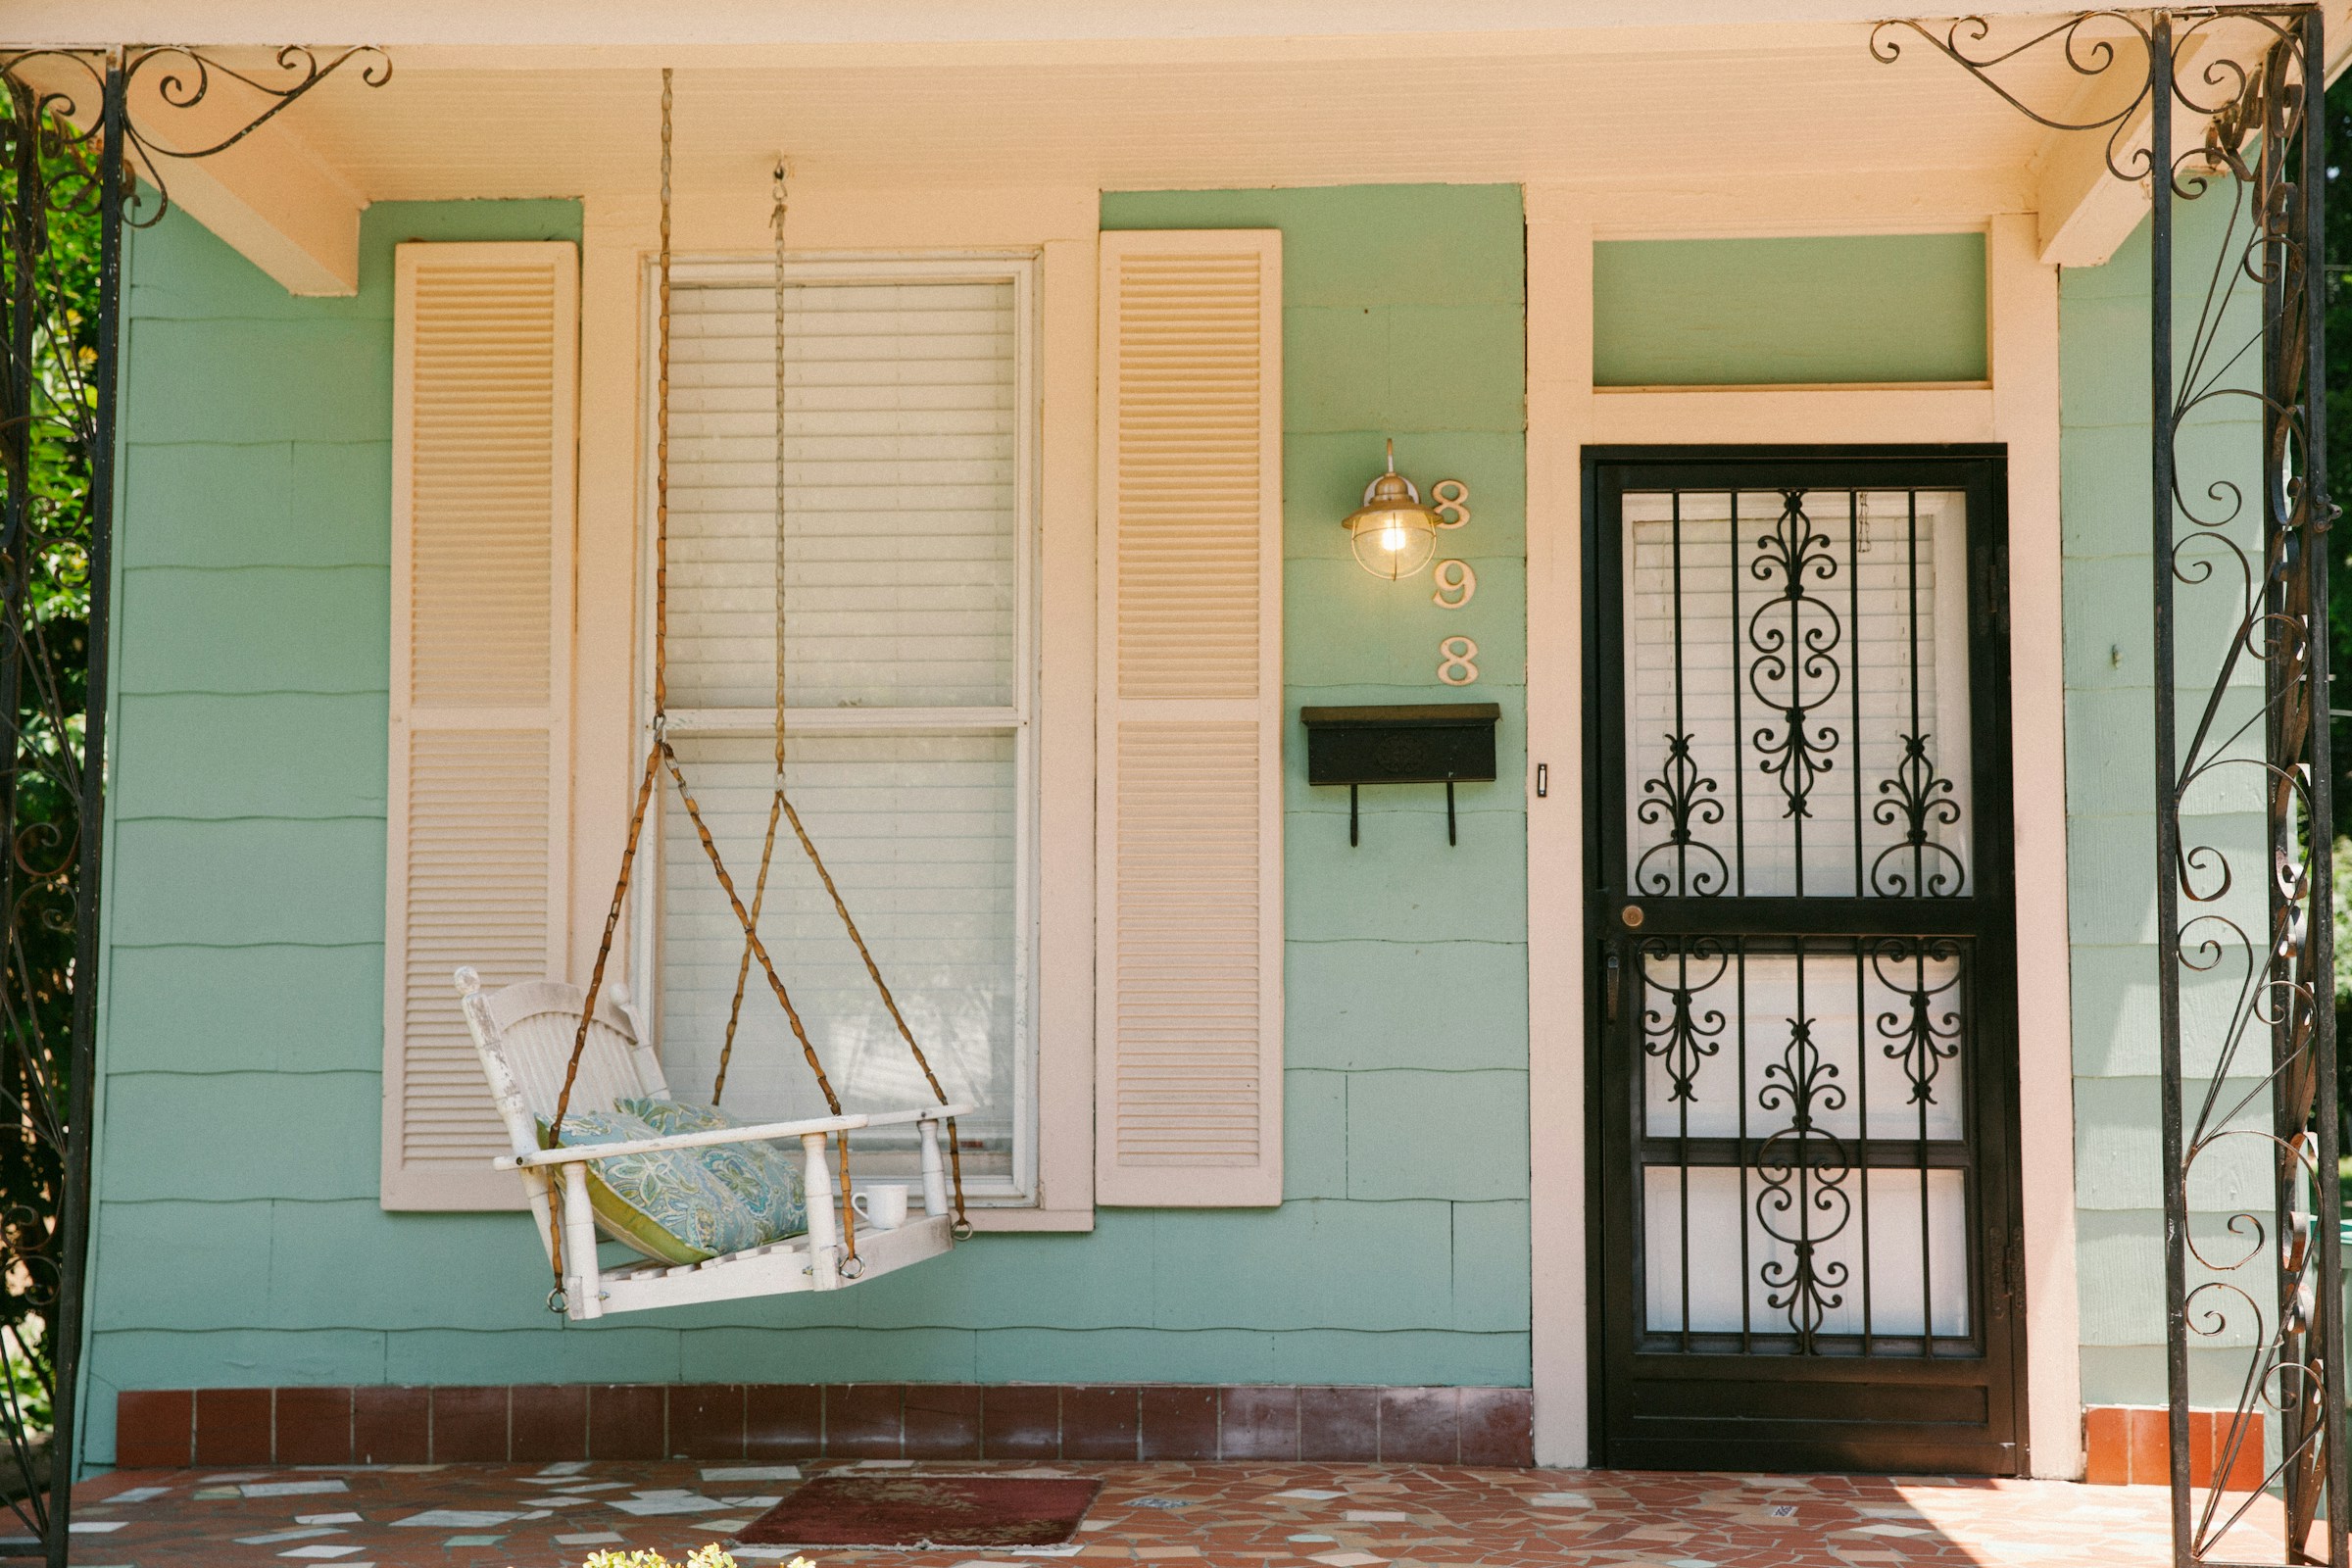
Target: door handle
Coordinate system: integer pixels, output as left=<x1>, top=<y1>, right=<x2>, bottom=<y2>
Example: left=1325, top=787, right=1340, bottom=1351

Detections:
left=1605, top=949, right=1622, bottom=1024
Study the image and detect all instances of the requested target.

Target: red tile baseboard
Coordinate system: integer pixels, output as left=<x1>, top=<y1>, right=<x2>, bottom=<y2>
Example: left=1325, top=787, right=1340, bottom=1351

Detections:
left=114, top=1384, right=1535, bottom=1468
left=2082, top=1405, right=2264, bottom=1490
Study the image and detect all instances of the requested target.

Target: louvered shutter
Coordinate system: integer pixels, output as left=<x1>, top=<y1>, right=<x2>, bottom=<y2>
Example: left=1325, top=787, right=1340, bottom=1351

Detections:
left=1095, top=230, right=1283, bottom=1206
left=382, top=242, right=578, bottom=1211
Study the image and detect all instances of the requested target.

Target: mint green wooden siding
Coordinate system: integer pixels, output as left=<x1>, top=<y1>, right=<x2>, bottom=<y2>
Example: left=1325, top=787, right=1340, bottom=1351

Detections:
left=80, top=186, right=1531, bottom=1468
left=84, top=202, right=583, bottom=1470
left=1592, top=232, right=1988, bottom=386
left=2060, top=198, right=2268, bottom=1409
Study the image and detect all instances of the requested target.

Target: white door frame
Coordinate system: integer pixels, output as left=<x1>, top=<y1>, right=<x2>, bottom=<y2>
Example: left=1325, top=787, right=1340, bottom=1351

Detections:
left=1522, top=194, right=2081, bottom=1477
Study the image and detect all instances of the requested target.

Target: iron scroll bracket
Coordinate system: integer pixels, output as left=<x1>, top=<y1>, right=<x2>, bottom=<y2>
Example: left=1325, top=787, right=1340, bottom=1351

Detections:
left=1300, top=703, right=1500, bottom=848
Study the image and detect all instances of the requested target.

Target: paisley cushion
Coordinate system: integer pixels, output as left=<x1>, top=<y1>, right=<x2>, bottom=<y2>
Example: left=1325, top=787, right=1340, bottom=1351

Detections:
left=621, top=1097, right=809, bottom=1245
left=543, top=1108, right=765, bottom=1265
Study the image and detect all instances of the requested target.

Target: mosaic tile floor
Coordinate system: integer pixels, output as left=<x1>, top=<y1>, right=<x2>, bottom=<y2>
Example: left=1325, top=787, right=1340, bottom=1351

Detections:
left=51, top=1459, right=2288, bottom=1568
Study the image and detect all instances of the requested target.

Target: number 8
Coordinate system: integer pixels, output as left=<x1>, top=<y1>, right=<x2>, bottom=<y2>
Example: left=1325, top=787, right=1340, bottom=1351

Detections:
left=1432, top=559, right=1477, bottom=610
left=1438, top=636, right=1479, bottom=686
left=1430, top=479, right=1471, bottom=529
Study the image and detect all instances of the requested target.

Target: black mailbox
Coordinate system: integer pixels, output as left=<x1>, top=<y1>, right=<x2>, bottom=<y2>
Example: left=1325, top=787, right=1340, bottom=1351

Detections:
left=1299, top=702, right=1501, bottom=847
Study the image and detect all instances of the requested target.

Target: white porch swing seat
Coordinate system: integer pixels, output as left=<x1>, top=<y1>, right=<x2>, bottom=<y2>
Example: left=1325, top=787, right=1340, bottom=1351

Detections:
left=452, top=75, right=979, bottom=1321
left=457, top=969, right=969, bottom=1318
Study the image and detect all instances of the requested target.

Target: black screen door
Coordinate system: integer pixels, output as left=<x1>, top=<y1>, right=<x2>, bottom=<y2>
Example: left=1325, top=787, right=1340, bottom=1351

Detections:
left=1586, top=449, right=2025, bottom=1474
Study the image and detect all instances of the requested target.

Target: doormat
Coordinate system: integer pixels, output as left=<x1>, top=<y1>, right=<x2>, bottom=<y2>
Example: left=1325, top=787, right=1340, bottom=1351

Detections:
left=737, top=1475, right=1102, bottom=1549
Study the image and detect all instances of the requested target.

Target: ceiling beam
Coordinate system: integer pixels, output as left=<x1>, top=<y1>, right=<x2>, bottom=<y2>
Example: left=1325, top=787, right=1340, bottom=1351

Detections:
left=2032, top=104, right=2151, bottom=270
left=148, top=119, right=366, bottom=295
left=6, top=50, right=366, bottom=295
left=2033, top=0, right=2352, bottom=270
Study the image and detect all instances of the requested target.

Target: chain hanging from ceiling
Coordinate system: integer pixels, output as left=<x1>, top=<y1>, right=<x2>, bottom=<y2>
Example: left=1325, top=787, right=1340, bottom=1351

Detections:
left=1877, top=10, right=2342, bottom=1565
left=0, top=45, right=383, bottom=1568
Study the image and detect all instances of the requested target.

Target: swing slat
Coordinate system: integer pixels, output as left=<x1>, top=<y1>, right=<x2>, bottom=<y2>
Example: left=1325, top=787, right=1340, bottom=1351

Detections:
left=500, top=1110, right=877, bottom=1170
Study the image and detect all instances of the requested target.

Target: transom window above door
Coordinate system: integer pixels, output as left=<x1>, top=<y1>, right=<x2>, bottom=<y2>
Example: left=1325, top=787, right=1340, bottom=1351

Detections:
left=643, top=256, right=1039, bottom=1202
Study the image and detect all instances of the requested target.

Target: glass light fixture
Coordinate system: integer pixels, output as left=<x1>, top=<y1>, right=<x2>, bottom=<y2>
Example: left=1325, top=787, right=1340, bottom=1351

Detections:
left=1343, top=439, right=1443, bottom=580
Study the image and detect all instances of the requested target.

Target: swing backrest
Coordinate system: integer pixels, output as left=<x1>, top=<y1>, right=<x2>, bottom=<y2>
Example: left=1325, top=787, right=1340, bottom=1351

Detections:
left=455, top=967, right=670, bottom=1158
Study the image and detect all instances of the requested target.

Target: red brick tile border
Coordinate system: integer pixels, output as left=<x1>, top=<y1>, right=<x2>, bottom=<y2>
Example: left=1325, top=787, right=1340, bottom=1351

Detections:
left=115, top=1384, right=1536, bottom=1466
left=2082, top=1406, right=2265, bottom=1491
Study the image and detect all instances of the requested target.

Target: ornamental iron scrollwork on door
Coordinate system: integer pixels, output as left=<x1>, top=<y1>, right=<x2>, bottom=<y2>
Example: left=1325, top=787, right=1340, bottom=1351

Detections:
left=0, top=46, right=384, bottom=1567
left=1746, top=489, right=1846, bottom=839
left=1751, top=962, right=1856, bottom=1356
left=1878, top=12, right=2344, bottom=1565
left=1635, top=933, right=1973, bottom=1352
left=1871, top=935, right=1967, bottom=1111
left=1639, top=935, right=1727, bottom=1105
left=1597, top=454, right=2014, bottom=1475
left=1624, top=487, right=1974, bottom=901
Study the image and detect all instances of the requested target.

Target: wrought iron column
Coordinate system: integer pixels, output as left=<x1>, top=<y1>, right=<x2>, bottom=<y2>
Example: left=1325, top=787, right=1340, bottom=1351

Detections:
left=42, top=62, right=119, bottom=1568
left=0, top=46, right=384, bottom=1565
left=1878, top=10, right=2343, bottom=1565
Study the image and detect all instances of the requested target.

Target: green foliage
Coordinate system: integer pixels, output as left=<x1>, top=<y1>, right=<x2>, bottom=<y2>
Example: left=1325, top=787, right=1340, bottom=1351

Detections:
left=0, top=95, right=103, bottom=1453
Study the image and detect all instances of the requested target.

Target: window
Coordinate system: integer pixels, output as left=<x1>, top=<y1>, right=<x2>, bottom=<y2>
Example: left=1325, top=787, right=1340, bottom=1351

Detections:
left=641, top=256, right=1037, bottom=1202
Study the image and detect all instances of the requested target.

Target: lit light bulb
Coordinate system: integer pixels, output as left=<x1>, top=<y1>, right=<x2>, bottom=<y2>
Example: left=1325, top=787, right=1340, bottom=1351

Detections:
left=1341, top=439, right=1445, bottom=580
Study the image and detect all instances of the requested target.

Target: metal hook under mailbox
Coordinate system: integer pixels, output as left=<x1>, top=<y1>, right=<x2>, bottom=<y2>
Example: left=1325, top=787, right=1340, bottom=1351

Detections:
left=1302, top=703, right=1500, bottom=850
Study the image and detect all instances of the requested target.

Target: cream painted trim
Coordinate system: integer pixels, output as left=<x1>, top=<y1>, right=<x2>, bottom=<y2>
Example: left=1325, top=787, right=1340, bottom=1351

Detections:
left=1033, top=222, right=1101, bottom=1223
left=1526, top=211, right=2081, bottom=1473
left=1588, top=385, right=1997, bottom=446
left=569, top=184, right=1099, bottom=1228
left=13, top=3, right=2245, bottom=56
left=1525, top=183, right=1594, bottom=1469
left=573, top=194, right=640, bottom=990
left=1987, top=210, right=2081, bottom=1481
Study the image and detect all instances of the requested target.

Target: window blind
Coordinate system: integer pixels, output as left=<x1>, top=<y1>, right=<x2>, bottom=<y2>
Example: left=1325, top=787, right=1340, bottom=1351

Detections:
left=656, top=271, right=1025, bottom=1190
left=665, top=279, right=1017, bottom=711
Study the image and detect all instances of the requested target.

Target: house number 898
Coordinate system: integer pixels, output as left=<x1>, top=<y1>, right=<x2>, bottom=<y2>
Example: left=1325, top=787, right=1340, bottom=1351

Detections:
left=1438, top=636, right=1480, bottom=686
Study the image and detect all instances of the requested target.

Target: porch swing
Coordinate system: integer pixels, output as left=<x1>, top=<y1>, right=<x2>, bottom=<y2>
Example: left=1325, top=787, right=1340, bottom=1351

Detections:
left=458, top=71, right=974, bottom=1321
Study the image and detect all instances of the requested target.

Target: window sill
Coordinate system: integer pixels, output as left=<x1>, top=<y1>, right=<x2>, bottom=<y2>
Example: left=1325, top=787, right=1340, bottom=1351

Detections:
left=962, top=1206, right=1095, bottom=1233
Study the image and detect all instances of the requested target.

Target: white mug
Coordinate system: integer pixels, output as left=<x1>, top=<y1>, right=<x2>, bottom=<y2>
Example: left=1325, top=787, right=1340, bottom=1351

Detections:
left=852, top=1183, right=910, bottom=1231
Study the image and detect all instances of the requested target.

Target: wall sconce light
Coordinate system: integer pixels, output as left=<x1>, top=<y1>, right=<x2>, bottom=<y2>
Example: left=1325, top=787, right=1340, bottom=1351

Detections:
left=1343, top=439, right=1464, bottom=580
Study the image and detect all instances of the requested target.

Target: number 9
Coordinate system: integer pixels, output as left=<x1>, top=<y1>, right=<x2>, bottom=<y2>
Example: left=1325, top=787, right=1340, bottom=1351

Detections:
left=1432, top=559, right=1477, bottom=610
left=1437, top=636, right=1480, bottom=686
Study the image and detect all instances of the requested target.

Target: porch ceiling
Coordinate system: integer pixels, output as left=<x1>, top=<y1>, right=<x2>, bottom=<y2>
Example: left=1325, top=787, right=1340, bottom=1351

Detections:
left=281, top=44, right=2045, bottom=206
left=11, top=2, right=2350, bottom=291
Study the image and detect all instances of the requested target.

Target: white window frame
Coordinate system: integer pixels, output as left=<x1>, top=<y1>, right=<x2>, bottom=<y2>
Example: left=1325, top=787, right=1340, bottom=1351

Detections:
left=629, top=250, right=1045, bottom=1206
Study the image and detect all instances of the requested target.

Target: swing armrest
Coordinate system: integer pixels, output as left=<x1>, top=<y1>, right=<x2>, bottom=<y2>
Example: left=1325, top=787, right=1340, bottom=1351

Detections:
left=858, top=1102, right=980, bottom=1129
left=496, top=1111, right=872, bottom=1171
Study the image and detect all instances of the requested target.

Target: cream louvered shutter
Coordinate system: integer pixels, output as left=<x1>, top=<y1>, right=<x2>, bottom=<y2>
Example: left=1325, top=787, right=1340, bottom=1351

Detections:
left=382, top=241, right=578, bottom=1211
left=1096, top=230, right=1283, bottom=1206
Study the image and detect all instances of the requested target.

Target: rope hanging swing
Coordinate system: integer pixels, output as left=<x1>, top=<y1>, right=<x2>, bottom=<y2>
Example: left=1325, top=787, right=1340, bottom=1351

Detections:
left=543, top=69, right=970, bottom=1304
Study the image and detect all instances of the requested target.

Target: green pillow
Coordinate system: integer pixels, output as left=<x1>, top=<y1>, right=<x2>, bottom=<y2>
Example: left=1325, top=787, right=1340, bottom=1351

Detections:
left=542, top=1107, right=766, bottom=1265
left=622, top=1097, right=810, bottom=1245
